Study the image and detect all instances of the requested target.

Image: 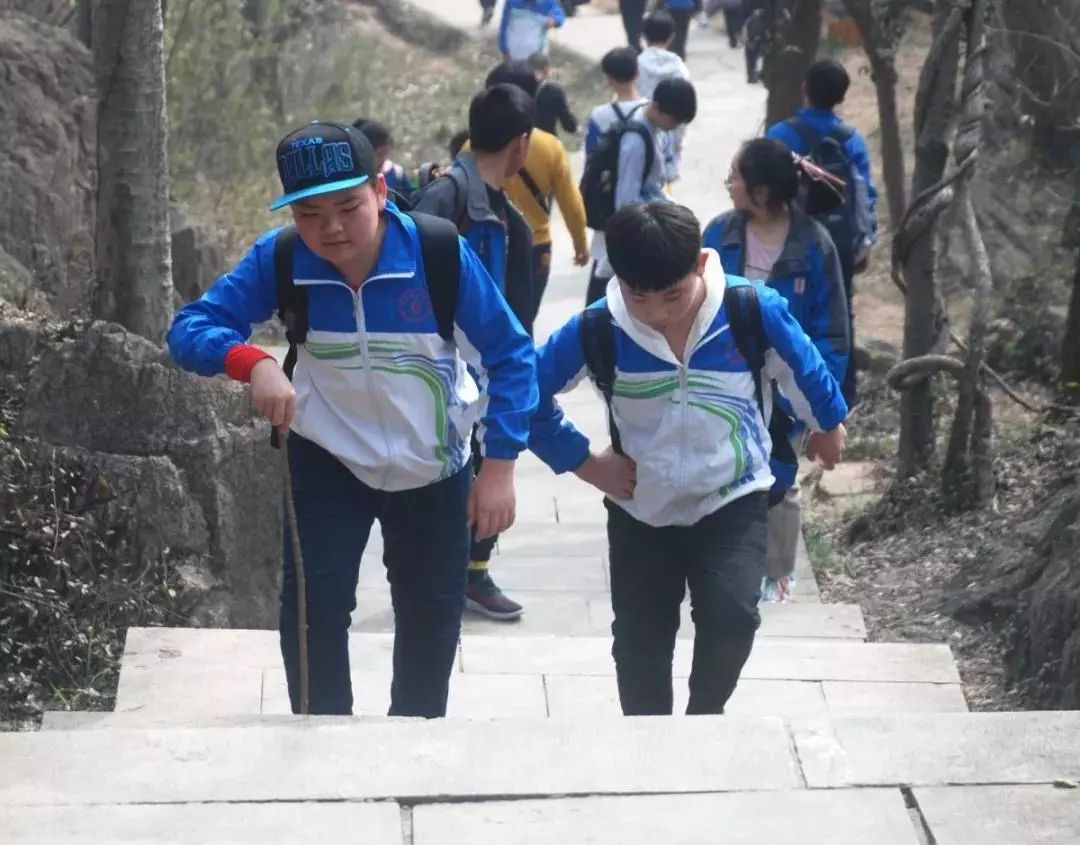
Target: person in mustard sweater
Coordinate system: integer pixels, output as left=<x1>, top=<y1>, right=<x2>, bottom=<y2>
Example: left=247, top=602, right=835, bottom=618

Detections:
left=479, top=61, right=591, bottom=310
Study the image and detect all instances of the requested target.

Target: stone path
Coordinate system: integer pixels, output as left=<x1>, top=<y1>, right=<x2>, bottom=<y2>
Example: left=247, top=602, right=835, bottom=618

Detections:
left=4, top=3, right=1080, bottom=843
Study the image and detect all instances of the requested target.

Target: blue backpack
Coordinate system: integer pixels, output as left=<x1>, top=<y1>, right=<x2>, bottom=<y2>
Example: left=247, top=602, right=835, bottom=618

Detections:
left=786, top=117, right=872, bottom=266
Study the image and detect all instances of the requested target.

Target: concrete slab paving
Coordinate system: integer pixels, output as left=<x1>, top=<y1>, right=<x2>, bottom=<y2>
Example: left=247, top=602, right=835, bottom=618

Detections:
left=543, top=675, right=830, bottom=720
left=412, top=789, right=920, bottom=845
left=822, top=681, right=969, bottom=715
left=1, top=801, right=404, bottom=844
left=460, top=635, right=961, bottom=684
left=914, top=785, right=1080, bottom=845
left=795, top=712, right=1080, bottom=788
left=0, top=717, right=800, bottom=806
left=261, top=670, right=549, bottom=719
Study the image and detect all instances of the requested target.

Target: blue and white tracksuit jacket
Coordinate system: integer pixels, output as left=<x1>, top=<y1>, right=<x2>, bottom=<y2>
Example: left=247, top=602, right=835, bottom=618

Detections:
left=529, top=252, right=848, bottom=527
left=499, top=0, right=566, bottom=61
left=167, top=203, right=538, bottom=492
left=704, top=208, right=850, bottom=492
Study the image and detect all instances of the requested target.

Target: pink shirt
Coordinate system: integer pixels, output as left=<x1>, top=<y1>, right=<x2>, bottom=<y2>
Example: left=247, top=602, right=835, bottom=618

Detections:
left=744, top=230, right=784, bottom=282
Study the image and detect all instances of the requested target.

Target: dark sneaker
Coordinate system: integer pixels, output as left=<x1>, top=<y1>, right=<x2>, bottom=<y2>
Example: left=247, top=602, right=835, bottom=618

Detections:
left=465, top=572, right=524, bottom=620
left=480, top=6, right=494, bottom=26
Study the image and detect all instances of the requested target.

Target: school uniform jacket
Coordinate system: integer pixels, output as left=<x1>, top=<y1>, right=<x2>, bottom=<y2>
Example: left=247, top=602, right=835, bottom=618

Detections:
left=528, top=252, right=848, bottom=527
left=167, top=203, right=538, bottom=492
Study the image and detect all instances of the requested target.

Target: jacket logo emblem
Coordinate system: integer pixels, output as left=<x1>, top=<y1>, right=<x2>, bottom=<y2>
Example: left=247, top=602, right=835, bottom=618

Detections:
left=398, top=287, right=432, bottom=323
left=794, top=277, right=806, bottom=294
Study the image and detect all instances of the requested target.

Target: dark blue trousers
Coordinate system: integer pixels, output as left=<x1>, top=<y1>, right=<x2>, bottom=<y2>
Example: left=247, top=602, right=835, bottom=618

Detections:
left=279, top=434, right=470, bottom=717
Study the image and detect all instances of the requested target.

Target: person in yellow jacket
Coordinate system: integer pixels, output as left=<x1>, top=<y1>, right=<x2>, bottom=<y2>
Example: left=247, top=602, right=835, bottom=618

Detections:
left=472, top=62, right=591, bottom=311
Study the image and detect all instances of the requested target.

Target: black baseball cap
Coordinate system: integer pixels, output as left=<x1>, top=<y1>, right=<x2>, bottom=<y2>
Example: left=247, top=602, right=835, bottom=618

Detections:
left=270, top=121, right=376, bottom=211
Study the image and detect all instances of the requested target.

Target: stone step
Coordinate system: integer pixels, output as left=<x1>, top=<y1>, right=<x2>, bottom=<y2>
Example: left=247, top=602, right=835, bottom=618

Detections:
left=912, top=784, right=1080, bottom=845
left=358, top=522, right=822, bottom=603
left=412, top=790, right=922, bottom=845
left=0, top=716, right=802, bottom=807
left=46, top=673, right=968, bottom=729
left=114, top=628, right=964, bottom=720
left=794, top=711, right=1080, bottom=788
left=2, top=802, right=404, bottom=845
left=7, top=713, right=1080, bottom=829
left=351, top=590, right=866, bottom=639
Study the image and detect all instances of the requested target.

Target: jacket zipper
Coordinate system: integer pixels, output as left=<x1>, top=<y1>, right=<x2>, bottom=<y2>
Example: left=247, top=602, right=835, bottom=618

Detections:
left=678, top=363, right=689, bottom=488
left=353, top=287, right=397, bottom=488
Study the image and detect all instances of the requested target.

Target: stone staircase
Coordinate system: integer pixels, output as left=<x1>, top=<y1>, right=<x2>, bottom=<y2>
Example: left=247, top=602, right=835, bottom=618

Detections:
left=5, top=3, right=1079, bottom=842
left=7, top=517, right=1080, bottom=842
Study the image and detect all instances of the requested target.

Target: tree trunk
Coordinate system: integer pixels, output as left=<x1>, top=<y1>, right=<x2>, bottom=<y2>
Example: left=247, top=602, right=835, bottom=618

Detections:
left=842, top=0, right=907, bottom=225
left=1063, top=250, right=1080, bottom=403
left=91, top=0, right=174, bottom=342
left=764, top=0, right=823, bottom=126
left=896, top=0, right=962, bottom=477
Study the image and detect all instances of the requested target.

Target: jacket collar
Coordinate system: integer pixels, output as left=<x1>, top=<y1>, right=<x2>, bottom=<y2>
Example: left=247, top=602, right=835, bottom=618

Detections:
left=718, top=208, right=814, bottom=279
left=606, top=250, right=728, bottom=367
left=453, top=153, right=502, bottom=226
left=294, top=202, right=418, bottom=285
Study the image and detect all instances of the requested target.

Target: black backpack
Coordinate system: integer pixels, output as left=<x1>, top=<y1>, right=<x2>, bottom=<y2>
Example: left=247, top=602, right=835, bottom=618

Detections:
left=786, top=117, right=871, bottom=265
left=578, top=282, right=769, bottom=456
left=580, top=103, right=656, bottom=231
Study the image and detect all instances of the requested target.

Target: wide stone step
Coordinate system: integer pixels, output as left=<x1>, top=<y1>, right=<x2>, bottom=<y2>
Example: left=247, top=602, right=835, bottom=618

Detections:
left=794, top=712, right=1080, bottom=788
left=2, top=802, right=403, bottom=845
left=112, top=628, right=965, bottom=720
left=352, top=589, right=865, bottom=639
left=7, top=712, right=1080, bottom=843
left=412, top=790, right=922, bottom=845
left=360, top=521, right=823, bottom=603
left=0, top=716, right=802, bottom=807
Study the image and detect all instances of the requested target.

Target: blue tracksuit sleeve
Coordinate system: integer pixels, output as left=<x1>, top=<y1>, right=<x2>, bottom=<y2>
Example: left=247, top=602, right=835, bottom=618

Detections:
left=528, top=313, right=592, bottom=473
left=807, top=237, right=851, bottom=385
left=166, top=229, right=278, bottom=376
left=758, top=284, right=847, bottom=433
left=453, top=238, right=539, bottom=460
left=545, top=0, right=567, bottom=26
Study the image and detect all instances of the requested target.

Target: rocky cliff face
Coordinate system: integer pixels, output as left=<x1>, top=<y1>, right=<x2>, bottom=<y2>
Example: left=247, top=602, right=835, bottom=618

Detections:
left=0, top=13, right=97, bottom=315
left=1, top=310, right=283, bottom=628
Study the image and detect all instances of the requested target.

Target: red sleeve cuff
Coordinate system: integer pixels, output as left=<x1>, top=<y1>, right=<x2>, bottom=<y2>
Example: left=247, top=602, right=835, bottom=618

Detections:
left=224, top=344, right=274, bottom=383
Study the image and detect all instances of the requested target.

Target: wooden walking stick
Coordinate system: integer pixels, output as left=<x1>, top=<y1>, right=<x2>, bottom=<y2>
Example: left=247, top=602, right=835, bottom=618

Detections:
left=279, top=430, right=310, bottom=715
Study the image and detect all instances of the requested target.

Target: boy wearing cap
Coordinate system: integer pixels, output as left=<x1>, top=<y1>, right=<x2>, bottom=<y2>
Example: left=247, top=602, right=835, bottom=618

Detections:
left=167, top=122, right=538, bottom=717
left=415, top=84, right=536, bottom=621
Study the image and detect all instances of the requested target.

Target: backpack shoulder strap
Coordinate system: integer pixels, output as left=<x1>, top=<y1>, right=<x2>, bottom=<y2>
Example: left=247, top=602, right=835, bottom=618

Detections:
left=578, top=304, right=624, bottom=456
left=825, top=121, right=857, bottom=144
left=611, top=102, right=627, bottom=122
left=785, top=116, right=822, bottom=152
left=518, top=166, right=550, bottom=214
left=408, top=211, right=462, bottom=342
left=273, top=224, right=304, bottom=381
left=724, top=280, right=769, bottom=419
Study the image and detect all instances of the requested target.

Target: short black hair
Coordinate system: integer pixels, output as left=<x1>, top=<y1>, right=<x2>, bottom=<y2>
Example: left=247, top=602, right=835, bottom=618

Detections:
left=448, top=128, right=470, bottom=159
left=642, top=10, right=675, bottom=45
left=354, top=120, right=391, bottom=149
left=527, top=52, right=551, bottom=73
left=606, top=202, right=701, bottom=292
left=654, top=77, right=697, bottom=125
left=601, top=47, right=638, bottom=83
left=806, top=59, right=850, bottom=110
left=737, top=138, right=799, bottom=212
left=468, top=84, right=535, bottom=153
left=485, top=60, right=539, bottom=98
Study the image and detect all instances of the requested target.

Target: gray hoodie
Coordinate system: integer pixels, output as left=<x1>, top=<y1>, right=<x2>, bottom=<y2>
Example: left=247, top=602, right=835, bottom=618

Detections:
left=637, top=46, right=690, bottom=100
